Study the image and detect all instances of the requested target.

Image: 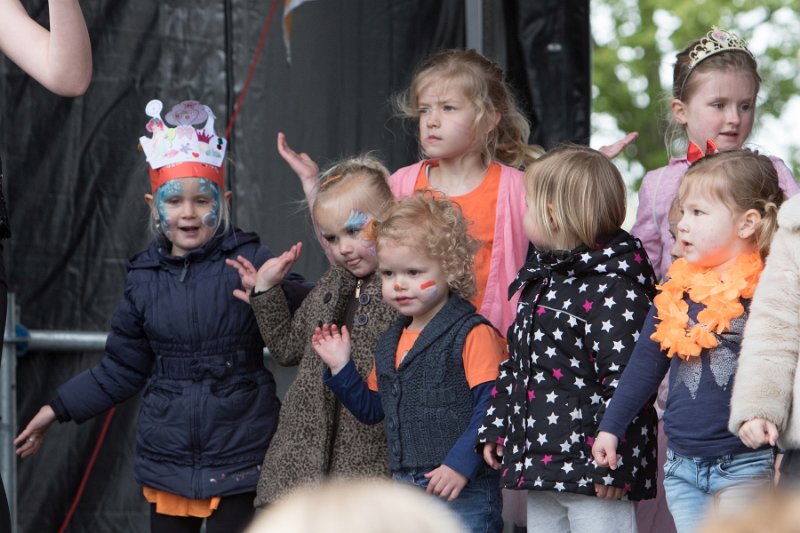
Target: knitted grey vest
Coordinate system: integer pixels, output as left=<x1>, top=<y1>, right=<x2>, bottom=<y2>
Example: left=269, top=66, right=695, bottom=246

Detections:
left=374, top=295, right=488, bottom=471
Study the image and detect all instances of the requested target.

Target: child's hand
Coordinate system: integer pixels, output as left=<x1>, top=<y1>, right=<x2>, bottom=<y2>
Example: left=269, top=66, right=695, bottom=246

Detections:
left=311, top=324, right=351, bottom=375
left=424, top=465, right=468, bottom=502
left=226, top=243, right=302, bottom=303
left=14, top=405, right=57, bottom=458
left=738, top=418, right=779, bottom=449
left=482, top=441, right=504, bottom=469
left=597, top=132, right=638, bottom=159
left=594, top=483, right=626, bottom=500
left=277, top=132, right=319, bottom=197
left=592, top=431, right=620, bottom=469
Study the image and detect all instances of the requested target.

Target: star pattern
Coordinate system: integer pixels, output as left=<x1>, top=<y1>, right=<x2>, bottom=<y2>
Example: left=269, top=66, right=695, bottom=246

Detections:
left=477, top=232, right=658, bottom=500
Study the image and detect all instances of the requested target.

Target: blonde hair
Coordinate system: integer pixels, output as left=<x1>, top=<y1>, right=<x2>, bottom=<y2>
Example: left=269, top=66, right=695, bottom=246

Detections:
left=665, top=34, right=760, bottom=155
left=395, top=48, right=543, bottom=168
left=312, top=155, right=395, bottom=224
left=678, top=150, right=783, bottom=259
left=246, top=478, right=467, bottom=533
left=524, top=144, right=626, bottom=249
left=376, top=191, right=480, bottom=300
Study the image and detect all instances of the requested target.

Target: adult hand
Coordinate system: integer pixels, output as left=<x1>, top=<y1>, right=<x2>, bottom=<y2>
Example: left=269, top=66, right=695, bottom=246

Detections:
left=14, top=405, right=57, bottom=458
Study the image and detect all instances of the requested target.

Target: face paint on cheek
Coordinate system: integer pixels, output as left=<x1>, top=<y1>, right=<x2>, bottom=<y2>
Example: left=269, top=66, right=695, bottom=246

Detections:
left=345, top=209, right=378, bottom=256
left=197, top=178, right=221, bottom=228
left=155, top=180, right=184, bottom=235
left=419, top=280, right=438, bottom=301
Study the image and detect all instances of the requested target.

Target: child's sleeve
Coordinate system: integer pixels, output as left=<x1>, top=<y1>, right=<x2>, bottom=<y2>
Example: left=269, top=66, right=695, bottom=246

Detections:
left=586, top=283, right=665, bottom=490
left=729, top=223, right=800, bottom=435
left=323, top=359, right=384, bottom=424
left=56, top=283, right=155, bottom=423
left=476, top=356, right=513, bottom=449
left=773, top=157, right=800, bottom=198
left=251, top=285, right=311, bottom=367
left=630, top=169, right=665, bottom=279
left=443, top=325, right=506, bottom=479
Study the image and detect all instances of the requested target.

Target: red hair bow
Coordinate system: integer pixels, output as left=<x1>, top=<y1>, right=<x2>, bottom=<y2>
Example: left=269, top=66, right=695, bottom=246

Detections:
left=687, top=139, right=718, bottom=165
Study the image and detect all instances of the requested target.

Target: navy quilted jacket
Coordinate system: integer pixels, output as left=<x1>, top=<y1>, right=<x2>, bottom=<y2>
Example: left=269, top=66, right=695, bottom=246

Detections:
left=54, top=228, right=310, bottom=499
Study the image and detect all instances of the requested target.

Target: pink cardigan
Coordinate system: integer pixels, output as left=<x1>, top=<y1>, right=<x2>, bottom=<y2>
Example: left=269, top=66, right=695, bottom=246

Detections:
left=389, top=161, right=528, bottom=334
left=631, top=155, right=799, bottom=280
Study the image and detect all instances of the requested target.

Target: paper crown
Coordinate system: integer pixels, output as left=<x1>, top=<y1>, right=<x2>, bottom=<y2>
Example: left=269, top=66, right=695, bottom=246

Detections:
left=139, top=99, right=227, bottom=192
left=687, top=27, right=753, bottom=69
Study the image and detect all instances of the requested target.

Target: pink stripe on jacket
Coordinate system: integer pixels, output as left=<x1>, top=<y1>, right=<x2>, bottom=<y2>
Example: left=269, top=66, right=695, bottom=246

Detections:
left=389, top=160, right=528, bottom=335
left=631, top=155, right=799, bottom=280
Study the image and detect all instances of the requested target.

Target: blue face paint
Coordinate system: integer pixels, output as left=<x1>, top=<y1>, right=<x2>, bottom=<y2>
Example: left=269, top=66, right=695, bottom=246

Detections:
left=344, top=209, right=370, bottom=234
left=155, top=180, right=183, bottom=237
left=196, top=178, right=221, bottom=228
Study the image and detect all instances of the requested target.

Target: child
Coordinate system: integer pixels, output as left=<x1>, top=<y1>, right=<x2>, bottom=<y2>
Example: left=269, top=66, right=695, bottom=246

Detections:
left=312, top=192, right=507, bottom=533
left=226, top=156, right=398, bottom=507
left=728, top=192, right=800, bottom=485
left=631, top=27, right=798, bottom=280
left=593, top=150, right=784, bottom=533
left=13, top=99, right=310, bottom=533
left=478, top=145, right=659, bottom=533
left=279, top=48, right=541, bottom=334
left=245, top=478, right=467, bottom=533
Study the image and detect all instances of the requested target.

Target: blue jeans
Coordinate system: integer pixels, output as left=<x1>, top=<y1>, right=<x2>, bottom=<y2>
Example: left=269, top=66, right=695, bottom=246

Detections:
left=392, top=466, right=503, bottom=533
left=663, top=448, right=774, bottom=533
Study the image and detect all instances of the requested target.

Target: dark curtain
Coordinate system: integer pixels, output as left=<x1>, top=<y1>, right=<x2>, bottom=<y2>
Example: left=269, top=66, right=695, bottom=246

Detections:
left=0, top=0, right=588, bottom=530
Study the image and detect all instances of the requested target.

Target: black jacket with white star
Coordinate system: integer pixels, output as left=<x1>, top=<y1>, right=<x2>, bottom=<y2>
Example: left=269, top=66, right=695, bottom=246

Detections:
left=477, top=229, right=659, bottom=500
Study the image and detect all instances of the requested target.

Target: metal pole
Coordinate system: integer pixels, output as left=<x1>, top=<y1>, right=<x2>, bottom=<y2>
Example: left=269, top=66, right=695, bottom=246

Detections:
left=465, top=0, right=484, bottom=53
left=1, top=293, right=17, bottom=533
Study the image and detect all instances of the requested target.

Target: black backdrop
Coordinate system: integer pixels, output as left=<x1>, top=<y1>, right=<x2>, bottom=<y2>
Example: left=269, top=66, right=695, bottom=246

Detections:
left=0, top=0, right=589, bottom=530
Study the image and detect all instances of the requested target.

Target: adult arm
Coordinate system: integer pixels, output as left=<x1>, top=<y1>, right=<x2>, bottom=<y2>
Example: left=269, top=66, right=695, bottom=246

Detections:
left=0, top=0, right=91, bottom=96
left=729, top=218, right=800, bottom=438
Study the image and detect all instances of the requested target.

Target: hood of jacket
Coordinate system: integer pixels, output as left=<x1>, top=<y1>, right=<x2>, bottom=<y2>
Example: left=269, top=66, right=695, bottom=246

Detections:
left=510, top=229, right=657, bottom=298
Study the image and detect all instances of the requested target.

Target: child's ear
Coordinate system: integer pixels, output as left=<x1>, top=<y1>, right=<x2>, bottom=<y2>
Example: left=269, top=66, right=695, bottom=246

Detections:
left=738, top=208, right=762, bottom=239
left=143, top=193, right=158, bottom=219
left=546, top=204, right=559, bottom=232
left=671, top=98, right=688, bottom=125
left=224, top=190, right=233, bottom=202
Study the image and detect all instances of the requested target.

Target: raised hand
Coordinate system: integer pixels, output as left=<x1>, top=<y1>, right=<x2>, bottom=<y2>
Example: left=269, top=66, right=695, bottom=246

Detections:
left=277, top=132, right=320, bottom=201
left=591, top=431, right=620, bottom=470
left=738, top=418, right=780, bottom=449
left=14, top=405, right=57, bottom=458
left=226, top=242, right=302, bottom=303
left=311, top=324, right=352, bottom=375
left=597, top=132, right=639, bottom=159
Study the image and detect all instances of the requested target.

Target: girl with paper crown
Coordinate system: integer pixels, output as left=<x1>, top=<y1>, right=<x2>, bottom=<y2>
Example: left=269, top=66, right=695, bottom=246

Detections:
left=14, top=99, right=311, bottom=533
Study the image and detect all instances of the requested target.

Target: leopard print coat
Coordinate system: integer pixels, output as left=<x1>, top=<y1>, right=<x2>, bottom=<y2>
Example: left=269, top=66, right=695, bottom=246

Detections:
left=252, top=266, right=396, bottom=506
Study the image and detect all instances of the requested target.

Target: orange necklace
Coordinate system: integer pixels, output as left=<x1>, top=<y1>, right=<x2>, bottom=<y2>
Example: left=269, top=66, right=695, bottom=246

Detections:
left=650, top=251, right=762, bottom=360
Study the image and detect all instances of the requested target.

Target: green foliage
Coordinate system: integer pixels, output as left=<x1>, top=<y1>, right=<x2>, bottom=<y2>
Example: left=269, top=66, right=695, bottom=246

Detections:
left=592, top=0, right=800, bottom=189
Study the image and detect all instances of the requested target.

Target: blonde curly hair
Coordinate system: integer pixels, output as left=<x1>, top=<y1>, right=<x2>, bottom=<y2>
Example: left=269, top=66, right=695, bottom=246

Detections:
left=376, top=191, right=480, bottom=300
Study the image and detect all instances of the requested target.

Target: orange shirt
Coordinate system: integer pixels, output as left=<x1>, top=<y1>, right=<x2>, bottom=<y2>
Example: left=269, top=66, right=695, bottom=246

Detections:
left=366, top=323, right=506, bottom=391
left=414, top=162, right=501, bottom=311
left=143, top=487, right=221, bottom=518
